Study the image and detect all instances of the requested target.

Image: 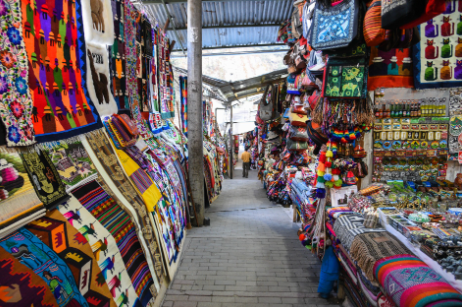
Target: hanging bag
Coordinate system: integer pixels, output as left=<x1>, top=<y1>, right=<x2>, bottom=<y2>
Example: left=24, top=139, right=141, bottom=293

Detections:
left=288, top=125, right=309, bottom=141
left=259, top=85, right=275, bottom=121
left=322, top=57, right=367, bottom=98
left=399, top=0, right=447, bottom=30
left=381, top=0, right=425, bottom=30
left=310, top=0, right=360, bottom=51
left=363, top=0, right=386, bottom=47
left=303, top=1, right=317, bottom=39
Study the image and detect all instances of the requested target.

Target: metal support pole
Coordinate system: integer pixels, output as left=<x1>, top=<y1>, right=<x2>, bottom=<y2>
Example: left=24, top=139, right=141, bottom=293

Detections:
left=187, top=0, right=204, bottom=226
left=229, top=106, right=233, bottom=179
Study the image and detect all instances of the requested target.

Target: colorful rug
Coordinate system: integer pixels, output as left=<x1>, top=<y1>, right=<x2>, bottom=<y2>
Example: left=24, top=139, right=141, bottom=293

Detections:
left=413, top=1, right=462, bottom=89
left=80, top=0, right=114, bottom=45
left=368, top=46, right=414, bottom=91
left=21, top=0, right=100, bottom=142
left=0, top=0, right=35, bottom=146
left=0, top=229, right=89, bottom=307
left=350, top=232, right=412, bottom=281
left=21, top=148, right=68, bottom=210
left=374, top=254, right=462, bottom=307
left=26, top=210, right=115, bottom=307
left=71, top=180, right=155, bottom=306
left=0, top=246, right=58, bottom=307
left=0, top=147, right=45, bottom=237
left=40, top=137, right=98, bottom=192
left=57, top=194, right=140, bottom=307
left=83, top=129, right=165, bottom=284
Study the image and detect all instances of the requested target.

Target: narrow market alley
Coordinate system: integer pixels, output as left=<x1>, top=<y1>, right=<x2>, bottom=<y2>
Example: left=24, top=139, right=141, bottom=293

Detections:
left=162, top=169, right=341, bottom=307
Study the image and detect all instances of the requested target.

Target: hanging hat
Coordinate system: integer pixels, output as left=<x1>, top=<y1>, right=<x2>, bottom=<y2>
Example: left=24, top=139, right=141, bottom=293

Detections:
left=306, top=121, right=328, bottom=155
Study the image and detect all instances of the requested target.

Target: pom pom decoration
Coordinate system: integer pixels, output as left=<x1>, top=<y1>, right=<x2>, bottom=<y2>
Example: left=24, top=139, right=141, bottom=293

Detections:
left=316, top=188, right=326, bottom=199
left=316, top=181, right=325, bottom=188
left=334, top=179, right=343, bottom=188
left=326, top=150, right=333, bottom=158
left=325, top=181, right=334, bottom=188
left=319, top=154, right=326, bottom=164
left=317, top=176, right=326, bottom=183
left=299, top=233, right=306, bottom=241
left=324, top=173, right=332, bottom=181
left=332, top=168, right=341, bottom=175
left=325, top=161, right=332, bottom=168
left=317, top=163, right=326, bottom=172
left=317, top=170, right=325, bottom=177
left=333, top=175, right=340, bottom=181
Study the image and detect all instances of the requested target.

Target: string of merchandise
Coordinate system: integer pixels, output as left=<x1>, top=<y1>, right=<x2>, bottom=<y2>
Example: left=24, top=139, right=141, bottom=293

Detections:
left=0, top=0, right=224, bottom=305
left=257, top=0, right=462, bottom=306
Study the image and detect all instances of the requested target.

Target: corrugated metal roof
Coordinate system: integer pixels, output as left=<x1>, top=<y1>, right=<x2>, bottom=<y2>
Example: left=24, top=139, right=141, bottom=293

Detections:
left=142, top=0, right=293, bottom=50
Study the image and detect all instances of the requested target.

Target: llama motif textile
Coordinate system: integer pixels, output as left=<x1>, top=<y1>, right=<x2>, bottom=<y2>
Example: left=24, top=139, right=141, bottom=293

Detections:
left=0, top=246, right=59, bottom=307
left=26, top=210, right=116, bottom=307
left=84, top=129, right=165, bottom=283
left=110, top=0, right=127, bottom=111
left=80, top=0, right=114, bottom=45
left=41, top=138, right=98, bottom=192
left=57, top=194, right=140, bottom=307
left=0, top=228, right=89, bottom=307
left=86, top=42, right=118, bottom=116
left=413, top=0, right=462, bottom=89
left=21, top=0, right=100, bottom=142
left=0, top=147, right=45, bottom=238
left=21, top=148, right=68, bottom=210
left=374, top=254, right=462, bottom=307
left=71, top=180, right=155, bottom=306
left=0, top=0, right=36, bottom=146
left=368, top=46, right=414, bottom=91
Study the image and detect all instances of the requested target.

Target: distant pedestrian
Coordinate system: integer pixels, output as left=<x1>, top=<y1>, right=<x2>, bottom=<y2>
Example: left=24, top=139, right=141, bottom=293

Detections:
left=241, top=147, right=251, bottom=178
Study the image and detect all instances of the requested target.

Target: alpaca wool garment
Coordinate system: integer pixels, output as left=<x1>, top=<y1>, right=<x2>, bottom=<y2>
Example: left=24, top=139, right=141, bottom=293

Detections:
left=57, top=194, right=140, bottom=307
left=86, top=42, right=119, bottom=116
left=350, top=232, right=412, bottom=281
left=70, top=181, right=155, bottom=306
left=21, top=148, right=69, bottom=210
left=0, top=245, right=59, bottom=307
left=0, top=228, right=90, bottom=307
left=374, top=254, right=462, bottom=307
left=26, top=210, right=116, bottom=307
left=82, top=130, right=165, bottom=285
left=0, top=147, right=45, bottom=237
left=0, top=0, right=36, bottom=146
left=21, top=0, right=101, bottom=142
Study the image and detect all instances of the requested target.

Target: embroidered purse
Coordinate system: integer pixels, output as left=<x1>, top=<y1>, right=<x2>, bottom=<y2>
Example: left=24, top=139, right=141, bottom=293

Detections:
left=310, top=0, right=361, bottom=51
left=288, top=125, right=309, bottom=141
left=286, top=138, right=309, bottom=151
left=322, top=57, right=367, bottom=98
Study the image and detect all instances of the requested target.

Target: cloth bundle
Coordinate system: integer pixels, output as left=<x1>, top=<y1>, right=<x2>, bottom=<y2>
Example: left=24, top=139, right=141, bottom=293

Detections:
left=374, top=254, right=462, bottom=307
left=350, top=232, right=412, bottom=281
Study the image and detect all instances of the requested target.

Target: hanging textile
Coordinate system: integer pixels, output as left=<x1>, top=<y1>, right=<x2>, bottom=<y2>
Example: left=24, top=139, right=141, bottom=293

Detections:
left=179, top=76, right=187, bottom=136
left=0, top=0, right=35, bottom=146
left=21, top=148, right=69, bottom=210
left=0, top=147, right=45, bottom=238
left=0, top=245, right=59, bottom=307
left=21, top=0, right=101, bottom=142
left=413, top=1, right=462, bottom=89
left=26, top=210, right=116, bottom=307
left=157, top=32, right=174, bottom=119
left=124, top=0, right=141, bottom=121
left=368, top=46, right=414, bottom=91
left=0, top=228, right=90, bottom=307
left=83, top=129, right=165, bottom=283
left=111, top=0, right=127, bottom=111
left=40, top=137, right=98, bottom=192
left=70, top=180, right=155, bottom=306
left=57, top=194, right=141, bottom=307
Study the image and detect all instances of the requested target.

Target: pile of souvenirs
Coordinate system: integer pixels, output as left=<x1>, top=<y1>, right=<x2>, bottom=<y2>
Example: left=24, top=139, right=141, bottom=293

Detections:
left=259, top=0, right=462, bottom=306
left=0, top=0, right=223, bottom=305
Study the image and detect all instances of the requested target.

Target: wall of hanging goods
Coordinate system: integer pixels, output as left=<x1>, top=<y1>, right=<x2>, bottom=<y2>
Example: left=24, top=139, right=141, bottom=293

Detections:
left=272, top=0, right=462, bottom=306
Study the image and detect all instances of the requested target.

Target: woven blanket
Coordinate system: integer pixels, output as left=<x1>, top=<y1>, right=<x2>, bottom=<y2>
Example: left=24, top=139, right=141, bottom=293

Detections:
left=70, top=182, right=155, bottom=306
left=26, top=210, right=115, bottom=307
left=21, top=148, right=68, bottom=210
left=81, top=0, right=114, bottom=45
left=333, top=214, right=365, bottom=247
left=343, top=227, right=386, bottom=252
left=41, top=138, right=98, bottom=192
left=327, top=207, right=352, bottom=219
left=0, top=229, right=89, bottom=307
left=21, top=0, right=100, bottom=142
left=124, top=0, right=140, bottom=121
left=110, top=0, right=127, bottom=111
left=0, top=0, right=35, bottom=146
left=350, top=232, right=412, bottom=281
left=0, top=245, right=58, bottom=307
left=374, top=254, right=462, bottom=307
left=83, top=130, right=165, bottom=284
left=57, top=194, right=139, bottom=306
left=0, top=147, right=45, bottom=237
left=358, top=271, right=379, bottom=307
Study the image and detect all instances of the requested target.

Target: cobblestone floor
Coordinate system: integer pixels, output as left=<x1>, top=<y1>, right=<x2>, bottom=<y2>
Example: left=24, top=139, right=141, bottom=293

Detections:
left=161, top=170, right=341, bottom=307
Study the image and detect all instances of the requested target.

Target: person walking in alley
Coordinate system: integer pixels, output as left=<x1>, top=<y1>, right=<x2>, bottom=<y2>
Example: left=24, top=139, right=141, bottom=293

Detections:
left=241, top=147, right=251, bottom=178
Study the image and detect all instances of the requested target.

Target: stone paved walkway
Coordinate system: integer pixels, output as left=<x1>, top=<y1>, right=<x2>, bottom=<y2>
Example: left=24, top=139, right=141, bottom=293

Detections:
left=162, top=170, right=341, bottom=307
